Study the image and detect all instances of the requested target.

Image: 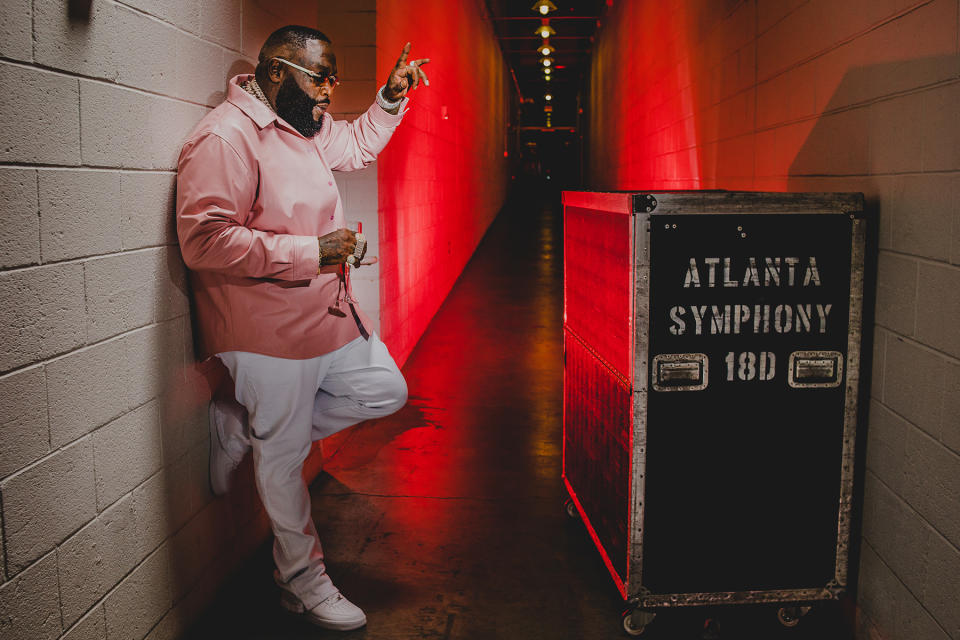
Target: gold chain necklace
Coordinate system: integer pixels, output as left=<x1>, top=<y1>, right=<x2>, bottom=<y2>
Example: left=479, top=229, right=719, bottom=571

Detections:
left=242, top=78, right=273, bottom=112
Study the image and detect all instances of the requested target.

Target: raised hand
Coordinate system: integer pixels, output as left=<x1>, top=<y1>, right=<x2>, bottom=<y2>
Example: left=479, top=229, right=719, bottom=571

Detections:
left=384, top=42, right=431, bottom=102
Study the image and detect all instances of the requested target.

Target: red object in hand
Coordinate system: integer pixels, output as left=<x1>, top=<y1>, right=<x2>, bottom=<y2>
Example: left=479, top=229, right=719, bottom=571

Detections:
left=358, top=222, right=363, bottom=233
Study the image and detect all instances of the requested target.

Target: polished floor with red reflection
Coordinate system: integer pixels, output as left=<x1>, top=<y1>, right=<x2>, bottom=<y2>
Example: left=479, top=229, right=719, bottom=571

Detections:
left=185, top=184, right=854, bottom=640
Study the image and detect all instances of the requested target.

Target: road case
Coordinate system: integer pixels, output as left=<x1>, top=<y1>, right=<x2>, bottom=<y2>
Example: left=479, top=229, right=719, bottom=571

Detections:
left=561, top=190, right=868, bottom=635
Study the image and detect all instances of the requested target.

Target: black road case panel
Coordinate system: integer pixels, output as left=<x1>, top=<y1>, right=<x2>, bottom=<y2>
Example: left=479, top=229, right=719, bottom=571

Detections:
left=562, top=190, right=868, bottom=621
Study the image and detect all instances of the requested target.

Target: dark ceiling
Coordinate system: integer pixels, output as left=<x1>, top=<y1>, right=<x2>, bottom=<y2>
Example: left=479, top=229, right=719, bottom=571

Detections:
left=487, top=0, right=606, bottom=128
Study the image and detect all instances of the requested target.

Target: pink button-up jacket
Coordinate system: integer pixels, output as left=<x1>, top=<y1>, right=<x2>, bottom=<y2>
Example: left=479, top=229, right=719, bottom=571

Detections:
left=176, top=75, right=406, bottom=360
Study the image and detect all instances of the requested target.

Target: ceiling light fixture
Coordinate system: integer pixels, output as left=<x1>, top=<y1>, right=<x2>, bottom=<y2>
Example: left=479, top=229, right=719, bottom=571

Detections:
left=537, top=43, right=553, bottom=56
left=532, top=0, right=558, bottom=15
left=535, top=22, right=556, bottom=38
left=545, top=93, right=553, bottom=101
left=541, top=56, right=554, bottom=67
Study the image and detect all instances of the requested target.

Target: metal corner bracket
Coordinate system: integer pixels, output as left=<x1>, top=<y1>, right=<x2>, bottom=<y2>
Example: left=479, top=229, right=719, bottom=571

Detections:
left=634, top=194, right=658, bottom=213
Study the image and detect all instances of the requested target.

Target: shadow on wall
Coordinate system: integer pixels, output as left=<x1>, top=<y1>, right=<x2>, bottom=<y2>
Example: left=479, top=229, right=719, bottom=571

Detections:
left=788, top=55, right=958, bottom=191
left=786, top=54, right=959, bottom=640
left=212, top=59, right=256, bottom=107
left=66, top=0, right=92, bottom=21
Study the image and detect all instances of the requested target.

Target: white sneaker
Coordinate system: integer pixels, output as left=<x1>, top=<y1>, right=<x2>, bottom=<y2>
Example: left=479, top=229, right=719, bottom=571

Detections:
left=280, top=588, right=367, bottom=631
left=208, top=400, right=240, bottom=496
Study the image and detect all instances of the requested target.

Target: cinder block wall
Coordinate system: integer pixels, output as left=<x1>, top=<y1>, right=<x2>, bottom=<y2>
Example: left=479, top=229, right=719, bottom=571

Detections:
left=587, top=1, right=959, bottom=639
left=0, top=1, right=376, bottom=638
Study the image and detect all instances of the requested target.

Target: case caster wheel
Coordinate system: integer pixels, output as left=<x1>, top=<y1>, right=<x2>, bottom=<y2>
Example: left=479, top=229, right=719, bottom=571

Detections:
left=777, top=605, right=811, bottom=628
left=701, top=617, right=721, bottom=640
left=564, top=498, right=579, bottom=519
left=621, top=608, right=655, bottom=636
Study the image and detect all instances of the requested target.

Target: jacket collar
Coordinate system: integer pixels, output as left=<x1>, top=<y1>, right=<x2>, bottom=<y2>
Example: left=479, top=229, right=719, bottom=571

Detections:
left=226, top=74, right=277, bottom=129
left=226, top=74, right=308, bottom=138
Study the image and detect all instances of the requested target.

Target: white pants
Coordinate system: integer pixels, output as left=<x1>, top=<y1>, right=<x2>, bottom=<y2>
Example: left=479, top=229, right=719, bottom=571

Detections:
left=215, top=333, right=407, bottom=609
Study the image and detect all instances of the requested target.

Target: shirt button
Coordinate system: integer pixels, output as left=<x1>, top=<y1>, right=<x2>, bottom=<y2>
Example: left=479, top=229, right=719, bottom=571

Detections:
left=328, top=181, right=333, bottom=186
left=330, top=215, right=335, bottom=220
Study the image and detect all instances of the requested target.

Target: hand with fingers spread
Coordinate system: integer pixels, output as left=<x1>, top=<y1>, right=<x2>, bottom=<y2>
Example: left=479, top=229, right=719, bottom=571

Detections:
left=384, top=42, right=431, bottom=104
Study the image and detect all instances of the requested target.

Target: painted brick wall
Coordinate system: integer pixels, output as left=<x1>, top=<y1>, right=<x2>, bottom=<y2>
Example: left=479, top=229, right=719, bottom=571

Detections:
left=375, top=0, right=510, bottom=366
left=0, top=2, right=355, bottom=639
left=587, top=1, right=960, bottom=639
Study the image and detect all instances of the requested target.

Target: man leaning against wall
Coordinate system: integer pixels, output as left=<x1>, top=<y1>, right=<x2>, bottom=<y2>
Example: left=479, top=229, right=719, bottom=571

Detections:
left=176, top=24, right=430, bottom=632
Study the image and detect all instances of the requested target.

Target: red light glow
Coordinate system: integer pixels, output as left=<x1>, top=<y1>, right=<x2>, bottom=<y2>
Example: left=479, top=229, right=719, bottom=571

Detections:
left=586, top=0, right=923, bottom=192
left=587, top=1, right=702, bottom=190
left=376, top=0, right=511, bottom=366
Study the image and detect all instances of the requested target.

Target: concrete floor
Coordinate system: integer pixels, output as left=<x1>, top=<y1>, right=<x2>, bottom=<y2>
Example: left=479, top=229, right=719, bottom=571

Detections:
left=186, top=184, right=855, bottom=640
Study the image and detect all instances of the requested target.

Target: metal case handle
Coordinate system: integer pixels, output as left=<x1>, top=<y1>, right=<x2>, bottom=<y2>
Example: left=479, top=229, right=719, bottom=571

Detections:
left=651, top=353, right=708, bottom=392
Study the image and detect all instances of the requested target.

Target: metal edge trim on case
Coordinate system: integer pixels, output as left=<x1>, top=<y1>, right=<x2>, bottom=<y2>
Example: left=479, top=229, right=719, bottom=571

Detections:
left=564, top=327, right=632, bottom=391
left=832, top=216, right=865, bottom=592
left=629, top=212, right=651, bottom=596
left=562, top=201, right=570, bottom=484
left=564, top=476, right=629, bottom=599
left=563, top=190, right=635, bottom=214
left=635, top=192, right=864, bottom=216
left=640, top=587, right=839, bottom=608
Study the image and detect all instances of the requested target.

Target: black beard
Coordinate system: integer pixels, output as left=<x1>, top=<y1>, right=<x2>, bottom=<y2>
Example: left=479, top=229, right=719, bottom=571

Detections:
left=275, top=75, right=325, bottom=138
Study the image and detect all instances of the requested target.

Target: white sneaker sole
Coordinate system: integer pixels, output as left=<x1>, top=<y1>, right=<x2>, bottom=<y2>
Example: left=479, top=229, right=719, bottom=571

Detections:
left=280, top=589, right=367, bottom=631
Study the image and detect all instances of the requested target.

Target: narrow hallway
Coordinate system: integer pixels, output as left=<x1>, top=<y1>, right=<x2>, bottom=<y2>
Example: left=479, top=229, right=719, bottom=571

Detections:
left=2, top=3, right=956, bottom=640
left=186, top=185, right=852, bottom=640
left=186, top=183, right=624, bottom=639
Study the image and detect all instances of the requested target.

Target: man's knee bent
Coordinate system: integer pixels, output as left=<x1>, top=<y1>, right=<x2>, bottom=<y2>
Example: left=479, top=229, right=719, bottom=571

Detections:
left=361, top=369, right=408, bottom=417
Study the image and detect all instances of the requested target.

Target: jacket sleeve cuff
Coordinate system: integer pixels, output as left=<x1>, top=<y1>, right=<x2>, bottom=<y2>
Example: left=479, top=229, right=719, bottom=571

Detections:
left=368, top=97, right=409, bottom=128
left=293, top=235, right=321, bottom=280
